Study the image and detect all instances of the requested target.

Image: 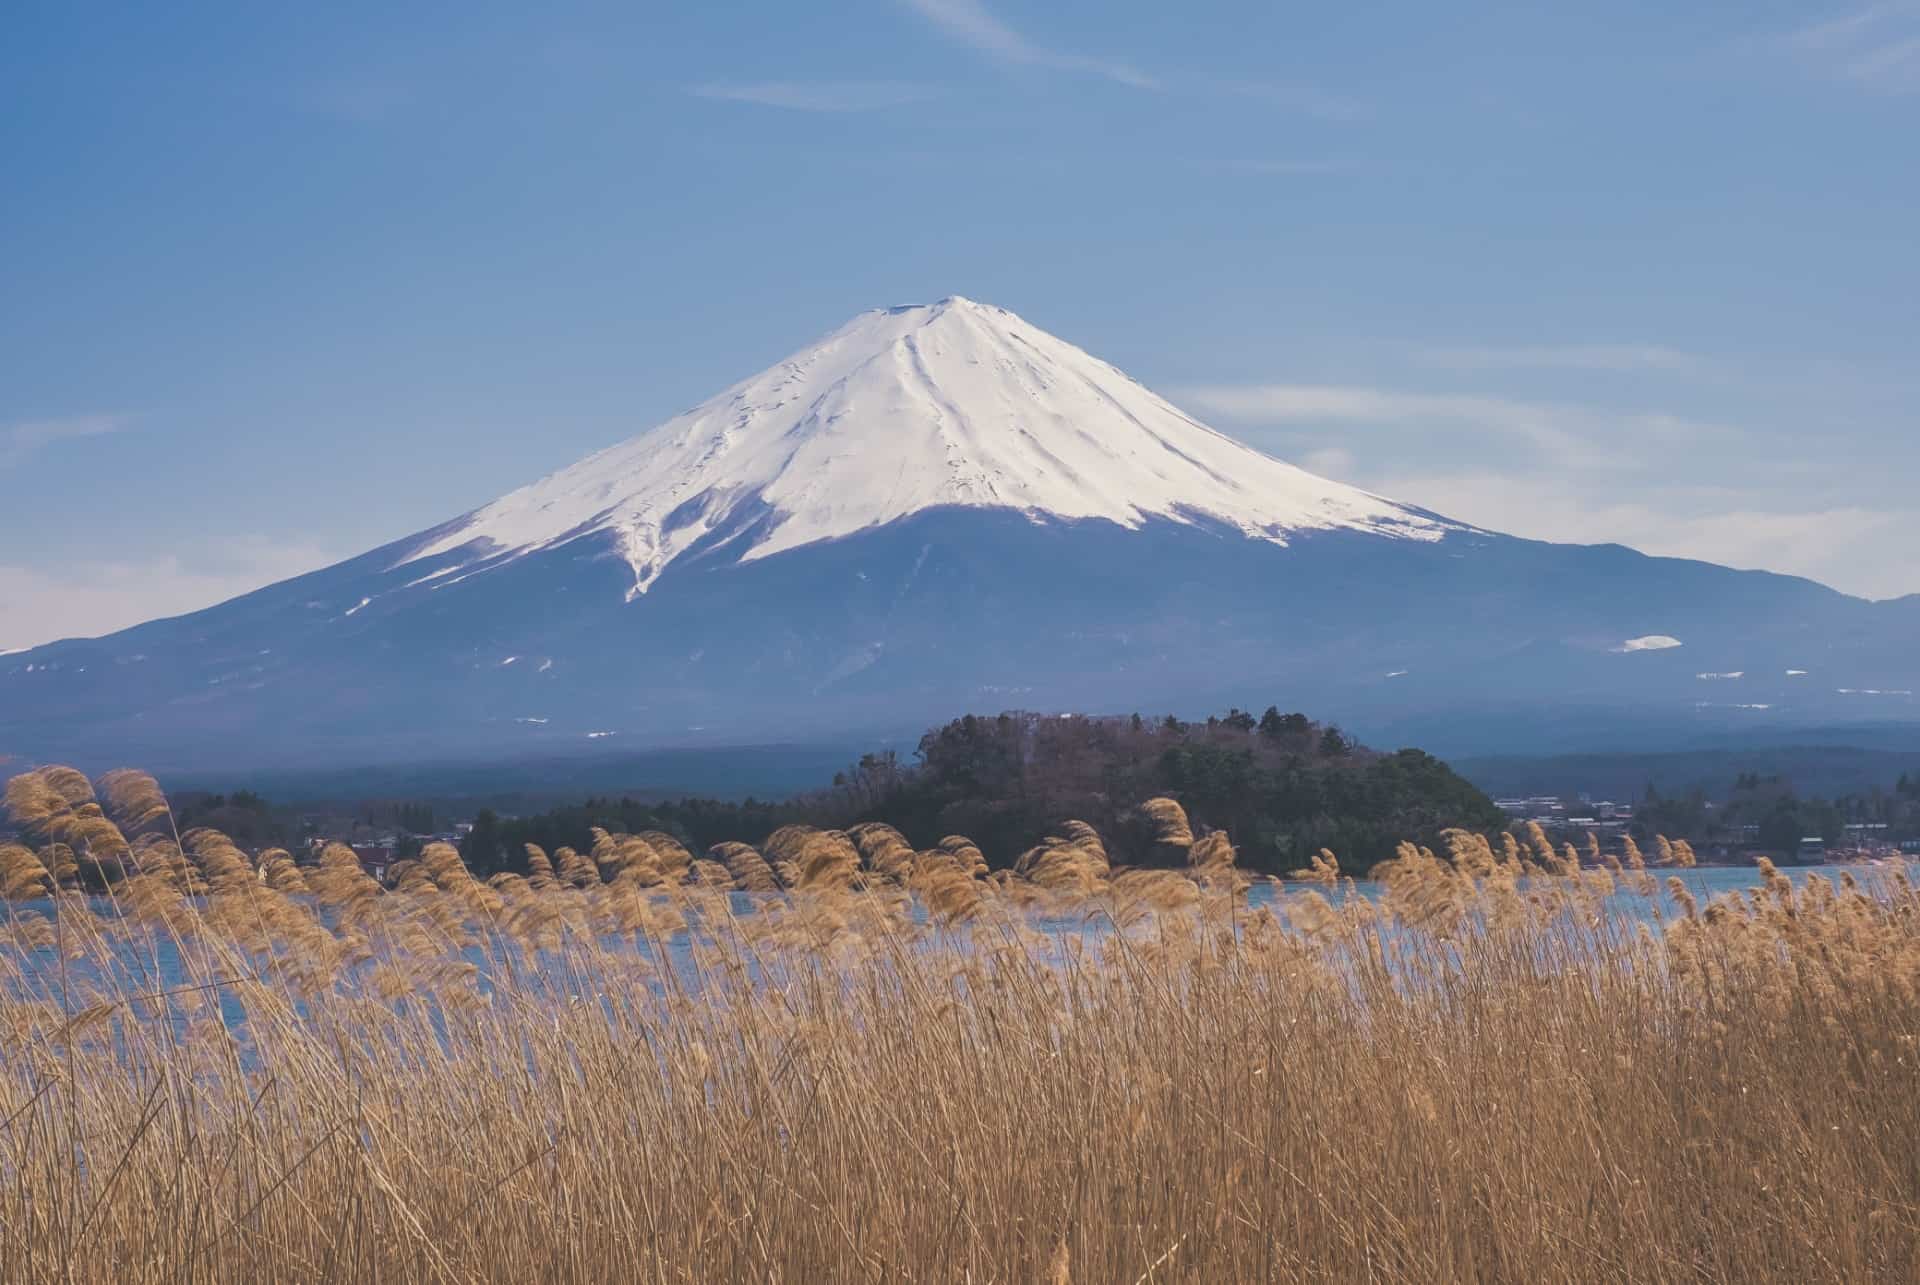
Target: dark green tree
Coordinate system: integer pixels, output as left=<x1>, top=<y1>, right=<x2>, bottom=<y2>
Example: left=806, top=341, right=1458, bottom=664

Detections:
left=461, top=808, right=504, bottom=875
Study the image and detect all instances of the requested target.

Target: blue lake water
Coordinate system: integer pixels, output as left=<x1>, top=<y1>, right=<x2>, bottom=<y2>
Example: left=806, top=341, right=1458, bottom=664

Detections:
left=2, top=861, right=1908, bottom=1026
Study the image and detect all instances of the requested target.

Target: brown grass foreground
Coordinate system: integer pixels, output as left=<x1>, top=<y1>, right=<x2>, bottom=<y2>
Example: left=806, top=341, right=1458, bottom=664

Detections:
left=3, top=767, right=1919, bottom=1282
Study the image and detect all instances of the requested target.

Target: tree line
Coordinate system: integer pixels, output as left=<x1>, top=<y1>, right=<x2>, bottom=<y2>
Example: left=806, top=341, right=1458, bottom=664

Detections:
left=1635, top=771, right=1920, bottom=852
left=459, top=707, right=1505, bottom=877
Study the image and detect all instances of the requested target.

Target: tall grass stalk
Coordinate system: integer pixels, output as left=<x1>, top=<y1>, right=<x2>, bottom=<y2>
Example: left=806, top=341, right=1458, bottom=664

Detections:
left=2, top=771, right=1918, bottom=1280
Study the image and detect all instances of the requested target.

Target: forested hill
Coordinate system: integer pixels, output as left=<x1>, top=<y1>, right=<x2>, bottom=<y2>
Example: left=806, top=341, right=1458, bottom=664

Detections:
left=461, top=708, right=1504, bottom=877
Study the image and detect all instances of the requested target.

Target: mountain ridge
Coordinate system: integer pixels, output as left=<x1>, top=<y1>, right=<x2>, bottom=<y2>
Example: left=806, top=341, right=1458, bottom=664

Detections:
left=3, top=299, right=1915, bottom=769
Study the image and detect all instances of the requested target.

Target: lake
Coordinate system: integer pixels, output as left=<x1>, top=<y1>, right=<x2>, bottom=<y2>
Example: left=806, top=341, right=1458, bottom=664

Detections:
left=2, top=859, right=1908, bottom=1027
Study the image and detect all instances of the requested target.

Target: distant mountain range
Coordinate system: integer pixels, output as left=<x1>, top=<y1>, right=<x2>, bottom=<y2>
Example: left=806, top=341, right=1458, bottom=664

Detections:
left=5, top=297, right=1916, bottom=770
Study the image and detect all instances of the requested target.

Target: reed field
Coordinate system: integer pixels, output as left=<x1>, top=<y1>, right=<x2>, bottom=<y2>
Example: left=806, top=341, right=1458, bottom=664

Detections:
left=3, top=764, right=1919, bottom=1282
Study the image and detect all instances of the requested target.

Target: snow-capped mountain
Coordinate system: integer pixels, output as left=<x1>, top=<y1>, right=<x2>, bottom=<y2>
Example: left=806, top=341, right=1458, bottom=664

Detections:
left=3, top=299, right=1915, bottom=770
left=399, top=297, right=1451, bottom=600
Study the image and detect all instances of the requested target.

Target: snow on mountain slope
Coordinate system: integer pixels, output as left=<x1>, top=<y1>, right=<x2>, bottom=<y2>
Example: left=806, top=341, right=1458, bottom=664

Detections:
left=399, top=297, right=1453, bottom=598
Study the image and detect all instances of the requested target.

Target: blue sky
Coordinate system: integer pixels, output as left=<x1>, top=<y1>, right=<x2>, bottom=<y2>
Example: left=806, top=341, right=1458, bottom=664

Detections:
left=3, top=0, right=1917, bottom=648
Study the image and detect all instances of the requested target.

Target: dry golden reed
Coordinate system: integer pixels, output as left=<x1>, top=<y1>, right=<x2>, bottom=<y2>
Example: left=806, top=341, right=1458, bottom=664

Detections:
left=2, top=765, right=1918, bottom=1282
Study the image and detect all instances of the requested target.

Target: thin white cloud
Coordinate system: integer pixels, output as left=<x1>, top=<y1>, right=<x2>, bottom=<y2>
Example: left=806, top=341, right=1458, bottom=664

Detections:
left=0, top=415, right=130, bottom=467
left=691, top=81, right=939, bottom=112
left=1361, top=472, right=1915, bottom=599
left=0, top=538, right=341, bottom=651
left=1776, top=3, right=1920, bottom=93
left=1297, top=447, right=1357, bottom=479
left=1412, top=343, right=1703, bottom=374
left=900, top=0, right=1158, bottom=89
left=1184, top=383, right=1560, bottom=449
left=1181, top=376, right=1918, bottom=598
left=1790, top=2, right=1908, bottom=49
left=1183, top=384, right=1548, bottom=425
left=1176, top=383, right=1734, bottom=469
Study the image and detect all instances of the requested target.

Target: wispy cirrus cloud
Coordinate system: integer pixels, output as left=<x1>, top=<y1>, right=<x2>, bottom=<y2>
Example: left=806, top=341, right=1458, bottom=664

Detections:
left=1359, top=473, right=1917, bottom=600
left=899, top=0, right=1157, bottom=89
left=1411, top=343, right=1704, bottom=374
left=1, top=415, right=131, bottom=467
left=1176, top=376, right=1918, bottom=599
left=690, top=81, right=940, bottom=112
left=1773, top=2, right=1920, bottom=93
left=1176, top=383, right=1734, bottom=469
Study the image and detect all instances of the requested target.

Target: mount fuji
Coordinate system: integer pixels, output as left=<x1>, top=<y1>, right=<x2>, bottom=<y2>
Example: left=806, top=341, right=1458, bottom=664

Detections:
left=5, top=297, right=1916, bottom=769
